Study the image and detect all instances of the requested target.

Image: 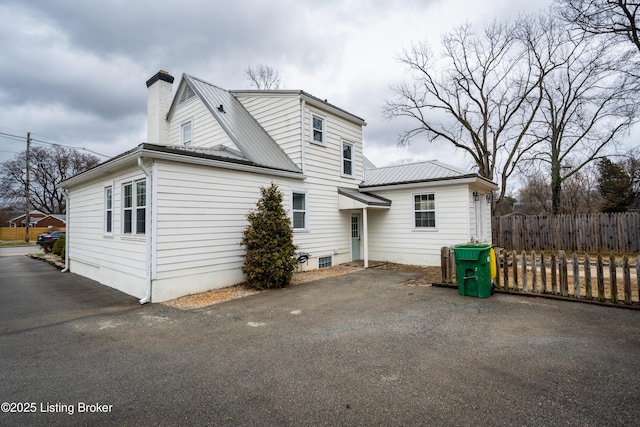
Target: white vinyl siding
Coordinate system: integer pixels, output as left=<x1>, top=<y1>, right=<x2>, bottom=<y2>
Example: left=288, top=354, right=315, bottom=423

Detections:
left=153, top=161, right=308, bottom=301
left=303, top=107, right=364, bottom=186
left=169, top=94, right=240, bottom=151
left=66, top=165, right=148, bottom=298
left=366, top=184, right=472, bottom=266
left=235, top=94, right=302, bottom=166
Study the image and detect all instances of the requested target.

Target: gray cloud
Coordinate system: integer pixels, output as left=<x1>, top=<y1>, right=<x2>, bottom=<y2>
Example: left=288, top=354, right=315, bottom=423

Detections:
left=0, top=0, right=559, bottom=173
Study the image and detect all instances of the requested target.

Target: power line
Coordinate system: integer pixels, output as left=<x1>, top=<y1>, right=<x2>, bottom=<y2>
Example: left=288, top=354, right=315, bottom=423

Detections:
left=0, top=131, right=111, bottom=158
left=0, top=131, right=27, bottom=143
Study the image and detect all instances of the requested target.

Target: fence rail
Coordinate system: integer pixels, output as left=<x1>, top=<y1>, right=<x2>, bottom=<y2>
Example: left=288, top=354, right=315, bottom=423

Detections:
left=491, top=212, right=640, bottom=254
left=441, top=247, right=640, bottom=306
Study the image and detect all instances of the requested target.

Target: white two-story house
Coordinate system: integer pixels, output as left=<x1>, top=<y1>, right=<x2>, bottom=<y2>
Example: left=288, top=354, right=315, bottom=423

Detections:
left=61, top=70, right=497, bottom=303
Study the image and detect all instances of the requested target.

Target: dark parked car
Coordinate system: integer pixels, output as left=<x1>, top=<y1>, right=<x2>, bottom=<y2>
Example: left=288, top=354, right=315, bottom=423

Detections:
left=37, top=231, right=65, bottom=253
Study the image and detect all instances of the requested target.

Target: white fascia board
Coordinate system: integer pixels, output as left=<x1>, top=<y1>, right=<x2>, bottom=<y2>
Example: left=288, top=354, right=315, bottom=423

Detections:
left=62, top=147, right=306, bottom=188
left=300, top=94, right=366, bottom=127
left=142, top=149, right=306, bottom=180
left=361, top=176, right=498, bottom=192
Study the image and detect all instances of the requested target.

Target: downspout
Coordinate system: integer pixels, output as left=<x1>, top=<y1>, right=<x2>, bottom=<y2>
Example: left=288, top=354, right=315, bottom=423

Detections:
left=138, top=157, right=153, bottom=304
left=61, top=189, right=70, bottom=273
left=299, top=95, right=306, bottom=174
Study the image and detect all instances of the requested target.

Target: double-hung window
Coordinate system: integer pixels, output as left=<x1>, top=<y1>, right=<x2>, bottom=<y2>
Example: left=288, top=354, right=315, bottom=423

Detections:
left=311, top=114, right=325, bottom=144
left=292, top=191, right=307, bottom=230
left=105, top=186, right=113, bottom=234
left=342, top=141, right=353, bottom=177
left=181, top=121, right=192, bottom=146
left=123, top=179, right=146, bottom=235
left=414, top=193, right=436, bottom=228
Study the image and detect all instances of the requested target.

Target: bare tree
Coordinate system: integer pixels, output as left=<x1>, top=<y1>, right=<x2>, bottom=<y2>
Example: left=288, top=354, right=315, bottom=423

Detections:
left=621, top=147, right=640, bottom=208
left=518, top=161, right=601, bottom=214
left=556, top=0, right=640, bottom=53
left=245, top=64, right=281, bottom=90
left=520, top=13, right=638, bottom=213
left=517, top=175, right=553, bottom=214
left=0, top=145, right=100, bottom=214
left=383, top=20, right=553, bottom=211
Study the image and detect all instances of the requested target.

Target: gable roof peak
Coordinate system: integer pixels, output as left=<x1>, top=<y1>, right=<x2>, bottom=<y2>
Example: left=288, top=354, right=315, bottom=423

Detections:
left=176, top=74, right=301, bottom=174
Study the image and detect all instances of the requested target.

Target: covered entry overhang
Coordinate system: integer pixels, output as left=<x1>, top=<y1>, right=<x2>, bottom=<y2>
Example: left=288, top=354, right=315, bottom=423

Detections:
left=338, top=187, right=391, bottom=268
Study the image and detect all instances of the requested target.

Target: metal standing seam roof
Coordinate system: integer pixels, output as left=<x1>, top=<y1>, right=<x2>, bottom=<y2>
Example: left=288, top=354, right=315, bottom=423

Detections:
left=360, top=160, right=481, bottom=188
left=184, top=74, right=302, bottom=174
left=337, top=187, right=392, bottom=206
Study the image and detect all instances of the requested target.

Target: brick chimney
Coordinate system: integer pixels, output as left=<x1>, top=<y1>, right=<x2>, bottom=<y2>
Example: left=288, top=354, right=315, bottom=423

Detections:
left=146, top=70, right=174, bottom=145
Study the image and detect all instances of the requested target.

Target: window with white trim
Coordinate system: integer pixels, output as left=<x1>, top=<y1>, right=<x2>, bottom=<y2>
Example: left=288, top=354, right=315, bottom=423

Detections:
left=414, top=193, right=436, bottom=228
left=104, top=186, right=113, bottom=234
left=311, top=114, right=325, bottom=144
left=123, top=179, right=146, bottom=235
left=342, top=141, right=353, bottom=176
left=181, top=121, right=192, bottom=146
left=292, top=191, right=307, bottom=230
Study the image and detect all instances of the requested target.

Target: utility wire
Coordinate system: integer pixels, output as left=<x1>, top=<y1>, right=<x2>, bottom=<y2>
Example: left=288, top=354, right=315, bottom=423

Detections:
left=0, top=131, right=111, bottom=158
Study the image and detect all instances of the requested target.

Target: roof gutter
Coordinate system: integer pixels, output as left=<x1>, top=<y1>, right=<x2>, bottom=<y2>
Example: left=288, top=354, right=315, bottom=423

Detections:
left=360, top=176, right=499, bottom=192
left=61, top=145, right=305, bottom=189
left=138, top=157, right=153, bottom=305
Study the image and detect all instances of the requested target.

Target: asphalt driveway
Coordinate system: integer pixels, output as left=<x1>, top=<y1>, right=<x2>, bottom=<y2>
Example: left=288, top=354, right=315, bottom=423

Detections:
left=1, top=255, right=639, bottom=426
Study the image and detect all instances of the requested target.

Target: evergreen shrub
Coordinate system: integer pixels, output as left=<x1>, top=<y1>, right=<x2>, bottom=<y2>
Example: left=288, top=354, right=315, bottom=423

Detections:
left=241, top=183, right=297, bottom=290
left=52, top=235, right=65, bottom=257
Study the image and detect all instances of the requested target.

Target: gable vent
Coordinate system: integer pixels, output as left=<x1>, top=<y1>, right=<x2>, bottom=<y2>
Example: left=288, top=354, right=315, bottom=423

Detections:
left=179, top=85, right=196, bottom=104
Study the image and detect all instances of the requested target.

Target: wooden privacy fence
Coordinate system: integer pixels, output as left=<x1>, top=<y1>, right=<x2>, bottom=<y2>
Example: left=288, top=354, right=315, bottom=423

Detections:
left=441, top=247, right=640, bottom=306
left=492, top=212, right=640, bottom=254
left=0, top=227, right=65, bottom=241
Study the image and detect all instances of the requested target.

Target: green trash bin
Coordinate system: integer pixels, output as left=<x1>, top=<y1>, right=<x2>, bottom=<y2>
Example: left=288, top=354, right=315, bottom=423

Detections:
left=453, top=244, right=494, bottom=298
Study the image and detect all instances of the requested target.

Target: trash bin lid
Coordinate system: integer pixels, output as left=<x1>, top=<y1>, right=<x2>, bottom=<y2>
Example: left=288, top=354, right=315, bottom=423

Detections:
left=452, top=244, right=491, bottom=261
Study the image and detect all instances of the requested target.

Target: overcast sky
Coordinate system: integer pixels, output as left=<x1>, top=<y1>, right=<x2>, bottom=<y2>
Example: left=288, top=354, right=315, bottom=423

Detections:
left=0, top=0, right=555, bottom=173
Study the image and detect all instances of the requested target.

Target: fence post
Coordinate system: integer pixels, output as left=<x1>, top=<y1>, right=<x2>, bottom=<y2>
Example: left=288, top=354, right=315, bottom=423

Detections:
left=609, top=254, right=618, bottom=304
left=584, top=254, right=592, bottom=300
left=623, top=255, right=631, bottom=305
left=532, top=251, right=538, bottom=293
left=521, top=251, right=528, bottom=292
left=441, top=247, right=451, bottom=283
left=560, top=251, right=568, bottom=297
left=503, top=250, right=509, bottom=290
left=551, top=253, right=557, bottom=295
left=494, top=247, right=501, bottom=289
left=637, top=256, right=640, bottom=305
left=540, top=252, right=547, bottom=293
left=573, top=253, right=580, bottom=298
left=597, top=254, right=605, bottom=302
left=512, top=250, right=519, bottom=291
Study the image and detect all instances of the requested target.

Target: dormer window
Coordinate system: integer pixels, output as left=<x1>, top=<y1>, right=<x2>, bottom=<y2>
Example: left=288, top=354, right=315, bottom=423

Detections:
left=312, top=114, right=325, bottom=144
left=181, top=121, right=192, bottom=146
